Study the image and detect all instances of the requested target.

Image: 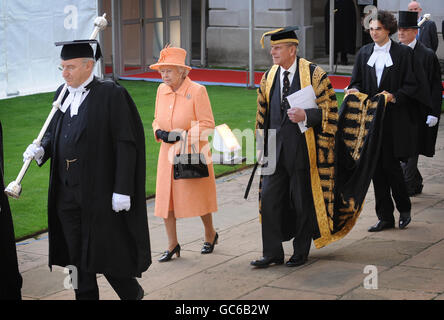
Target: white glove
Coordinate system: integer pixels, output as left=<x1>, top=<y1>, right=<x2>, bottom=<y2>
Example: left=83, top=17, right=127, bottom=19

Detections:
left=23, top=143, right=44, bottom=164
left=112, top=193, right=131, bottom=213
left=426, top=115, right=438, bottom=127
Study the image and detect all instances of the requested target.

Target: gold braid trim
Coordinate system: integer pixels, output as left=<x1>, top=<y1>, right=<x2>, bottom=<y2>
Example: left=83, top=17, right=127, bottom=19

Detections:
left=298, top=58, right=332, bottom=242
left=299, top=58, right=342, bottom=249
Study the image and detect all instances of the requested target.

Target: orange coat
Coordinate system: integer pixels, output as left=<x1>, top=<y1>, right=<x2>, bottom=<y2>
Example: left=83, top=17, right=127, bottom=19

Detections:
left=152, top=77, right=218, bottom=218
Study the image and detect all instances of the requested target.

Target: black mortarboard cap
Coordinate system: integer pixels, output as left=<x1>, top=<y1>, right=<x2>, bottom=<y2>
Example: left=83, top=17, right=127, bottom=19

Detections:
left=55, top=39, right=103, bottom=61
left=260, top=26, right=299, bottom=48
left=398, top=11, right=419, bottom=29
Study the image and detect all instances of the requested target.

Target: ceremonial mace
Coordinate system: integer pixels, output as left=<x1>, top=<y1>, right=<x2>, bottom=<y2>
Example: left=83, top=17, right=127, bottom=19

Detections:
left=418, top=13, right=431, bottom=27
left=4, top=13, right=108, bottom=199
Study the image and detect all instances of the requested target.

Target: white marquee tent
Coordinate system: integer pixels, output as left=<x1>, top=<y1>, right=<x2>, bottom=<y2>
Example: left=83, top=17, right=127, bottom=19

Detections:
left=0, top=0, right=99, bottom=100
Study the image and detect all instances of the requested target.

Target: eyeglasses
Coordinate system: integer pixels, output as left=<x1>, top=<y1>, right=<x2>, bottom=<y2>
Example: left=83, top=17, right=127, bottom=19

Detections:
left=58, top=65, right=77, bottom=72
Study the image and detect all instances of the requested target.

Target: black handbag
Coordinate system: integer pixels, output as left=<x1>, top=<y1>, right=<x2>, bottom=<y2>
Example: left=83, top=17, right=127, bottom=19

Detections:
left=173, top=132, right=209, bottom=180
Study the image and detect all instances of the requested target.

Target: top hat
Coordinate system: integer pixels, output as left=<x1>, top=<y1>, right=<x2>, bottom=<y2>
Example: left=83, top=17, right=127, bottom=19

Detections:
left=149, top=45, right=192, bottom=71
left=55, top=39, right=103, bottom=61
left=260, top=26, right=299, bottom=48
left=398, top=11, right=419, bottom=29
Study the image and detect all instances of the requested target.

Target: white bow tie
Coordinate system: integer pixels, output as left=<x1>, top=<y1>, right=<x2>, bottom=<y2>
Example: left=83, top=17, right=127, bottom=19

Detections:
left=60, top=86, right=87, bottom=117
left=367, top=45, right=393, bottom=68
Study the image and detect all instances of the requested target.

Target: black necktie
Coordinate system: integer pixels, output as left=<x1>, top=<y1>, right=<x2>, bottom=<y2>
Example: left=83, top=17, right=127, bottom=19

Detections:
left=281, top=71, right=290, bottom=117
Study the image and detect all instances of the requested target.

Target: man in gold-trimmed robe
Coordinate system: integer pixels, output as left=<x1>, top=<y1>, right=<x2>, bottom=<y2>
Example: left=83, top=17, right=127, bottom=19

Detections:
left=249, top=27, right=339, bottom=268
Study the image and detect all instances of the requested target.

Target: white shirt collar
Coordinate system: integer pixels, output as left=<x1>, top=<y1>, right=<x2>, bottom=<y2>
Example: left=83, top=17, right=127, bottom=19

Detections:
left=282, top=58, right=297, bottom=75
left=374, top=39, right=392, bottom=52
left=407, top=39, right=417, bottom=49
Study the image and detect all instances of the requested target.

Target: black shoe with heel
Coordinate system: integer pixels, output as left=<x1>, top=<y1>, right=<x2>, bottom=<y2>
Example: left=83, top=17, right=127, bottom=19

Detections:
left=201, top=233, right=218, bottom=254
left=158, top=244, right=181, bottom=262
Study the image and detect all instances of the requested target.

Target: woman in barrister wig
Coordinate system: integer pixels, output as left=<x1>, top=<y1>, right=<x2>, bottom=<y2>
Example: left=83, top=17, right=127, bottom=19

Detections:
left=347, top=10, right=417, bottom=232
left=151, top=46, right=218, bottom=262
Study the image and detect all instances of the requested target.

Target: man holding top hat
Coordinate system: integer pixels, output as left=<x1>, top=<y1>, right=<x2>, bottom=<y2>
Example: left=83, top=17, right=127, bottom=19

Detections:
left=250, top=27, right=339, bottom=268
left=22, top=40, right=151, bottom=300
left=398, top=11, right=443, bottom=197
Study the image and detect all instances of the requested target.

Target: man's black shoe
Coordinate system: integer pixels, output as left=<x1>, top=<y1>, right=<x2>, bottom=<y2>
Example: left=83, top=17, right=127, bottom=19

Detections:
left=286, top=255, right=307, bottom=267
left=250, top=256, right=284, bottom=268
left=399, top=212, right=411, bottom=229
left=408, top=184, right=423, bottom=197
left=368, top=220, right=394, bottom=232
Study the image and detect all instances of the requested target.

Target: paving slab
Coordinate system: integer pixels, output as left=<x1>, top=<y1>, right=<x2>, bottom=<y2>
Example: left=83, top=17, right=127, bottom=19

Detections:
left=238, top=286, right=338, bottom=300
left=21, top=265, right=67, bottom=299
left=414, top=199, right=444, bottom=223
left=185, top=219, right=262, bottom=256
left=378, top=266, right=444, bottom=293
left=367, top=222, right=444, bottom=244
left=340, top=287, right=438, bottom=300
left=16, top=251, right=48, bottom=273
left=321, top=238, right=431, bottom=267
left=268, top=260, right=387, bottom=296
left=137, top=250, right=236, bottom=297
left=143, top=252, right=296, bottom=300
left=401, top=240, right=444, bottom=270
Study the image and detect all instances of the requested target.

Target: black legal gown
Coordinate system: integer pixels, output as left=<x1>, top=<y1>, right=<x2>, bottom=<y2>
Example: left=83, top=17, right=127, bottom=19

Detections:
left=348, top=40, right=418, bottom=160
left=0, top=121, right=23, bottom=299
left=410, top=41, right=443, bottom=157
left=40, top=77, right=151, bottom=278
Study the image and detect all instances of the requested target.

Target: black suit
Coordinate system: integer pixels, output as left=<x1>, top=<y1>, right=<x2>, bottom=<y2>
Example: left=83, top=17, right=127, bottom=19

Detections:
left=261, top=59, right=322, bottom=259
left=401, top=41, right=443, bottom=194
left=418, top=19, right=438, bottom=53
left=349, top=40, right=417, bottom=222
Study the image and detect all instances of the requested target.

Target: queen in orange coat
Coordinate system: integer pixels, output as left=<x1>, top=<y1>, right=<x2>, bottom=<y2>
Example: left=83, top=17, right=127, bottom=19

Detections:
left=151, top=46, right=218, bottom=262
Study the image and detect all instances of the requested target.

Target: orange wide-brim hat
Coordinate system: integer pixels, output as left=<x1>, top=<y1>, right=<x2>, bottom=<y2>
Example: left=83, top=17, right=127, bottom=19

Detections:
left=149, top=45, right=192, bottom=71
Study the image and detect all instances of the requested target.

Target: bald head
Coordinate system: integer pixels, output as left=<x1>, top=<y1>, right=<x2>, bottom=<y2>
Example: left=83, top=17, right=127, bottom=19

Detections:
left=408, top=1, right=422, bottom=19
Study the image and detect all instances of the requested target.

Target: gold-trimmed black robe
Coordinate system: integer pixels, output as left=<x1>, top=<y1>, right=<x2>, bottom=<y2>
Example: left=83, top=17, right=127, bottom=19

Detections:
left=252, top=58, right=388, bottom=248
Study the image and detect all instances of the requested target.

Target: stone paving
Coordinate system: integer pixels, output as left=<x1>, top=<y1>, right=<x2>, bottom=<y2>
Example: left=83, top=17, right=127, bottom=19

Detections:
left=16, top=121, right=444, bottom=300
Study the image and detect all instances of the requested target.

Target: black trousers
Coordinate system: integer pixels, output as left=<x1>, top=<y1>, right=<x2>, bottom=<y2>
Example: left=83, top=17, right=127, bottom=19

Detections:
left=401, top=155, right=423, bottom=194
left=372, top=148, right=411, bottom=223
left=260, top=152, right=313, bottom=259
left=56, top=182, right=142, bottom=300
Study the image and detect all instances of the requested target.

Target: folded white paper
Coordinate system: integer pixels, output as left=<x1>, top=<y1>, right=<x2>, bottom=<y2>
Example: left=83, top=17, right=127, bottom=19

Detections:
left=286, top=85, right=318, bottom=133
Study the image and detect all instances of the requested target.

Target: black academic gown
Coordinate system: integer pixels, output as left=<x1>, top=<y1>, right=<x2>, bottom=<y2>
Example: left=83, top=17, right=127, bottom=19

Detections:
left=410, top=41, right=443, bottom=157
left=0, top=121, right=23, bottom=299
left=40, top=77, right=151, bottom=278
left=349, top=40, right=418, bottom=160
left=324, top=0, right=357, bottom=56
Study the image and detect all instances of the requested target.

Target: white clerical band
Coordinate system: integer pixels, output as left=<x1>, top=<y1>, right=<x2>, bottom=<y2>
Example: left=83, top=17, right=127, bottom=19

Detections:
left=60, top=72, right=94, bottom=117
left=366, top=49, right=393, bottom=68
left=60, top=88, right=87, bottom=117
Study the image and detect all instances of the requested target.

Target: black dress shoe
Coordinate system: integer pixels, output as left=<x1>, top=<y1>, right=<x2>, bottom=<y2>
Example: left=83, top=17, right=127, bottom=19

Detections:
left=408, top=184, right=423, bottom=197
left=136, top=285, right=144, bottom=300
left=250, top=256, right=284, bottom=268
left=399, top=212, right=411, bottom=229
left=286, top=255, right=307, bottom=267
left=201, top=233, right=218, bottom=254
left=158, top=244, right=181, bottom=262
left=368, top=220, right=394, bottom=232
